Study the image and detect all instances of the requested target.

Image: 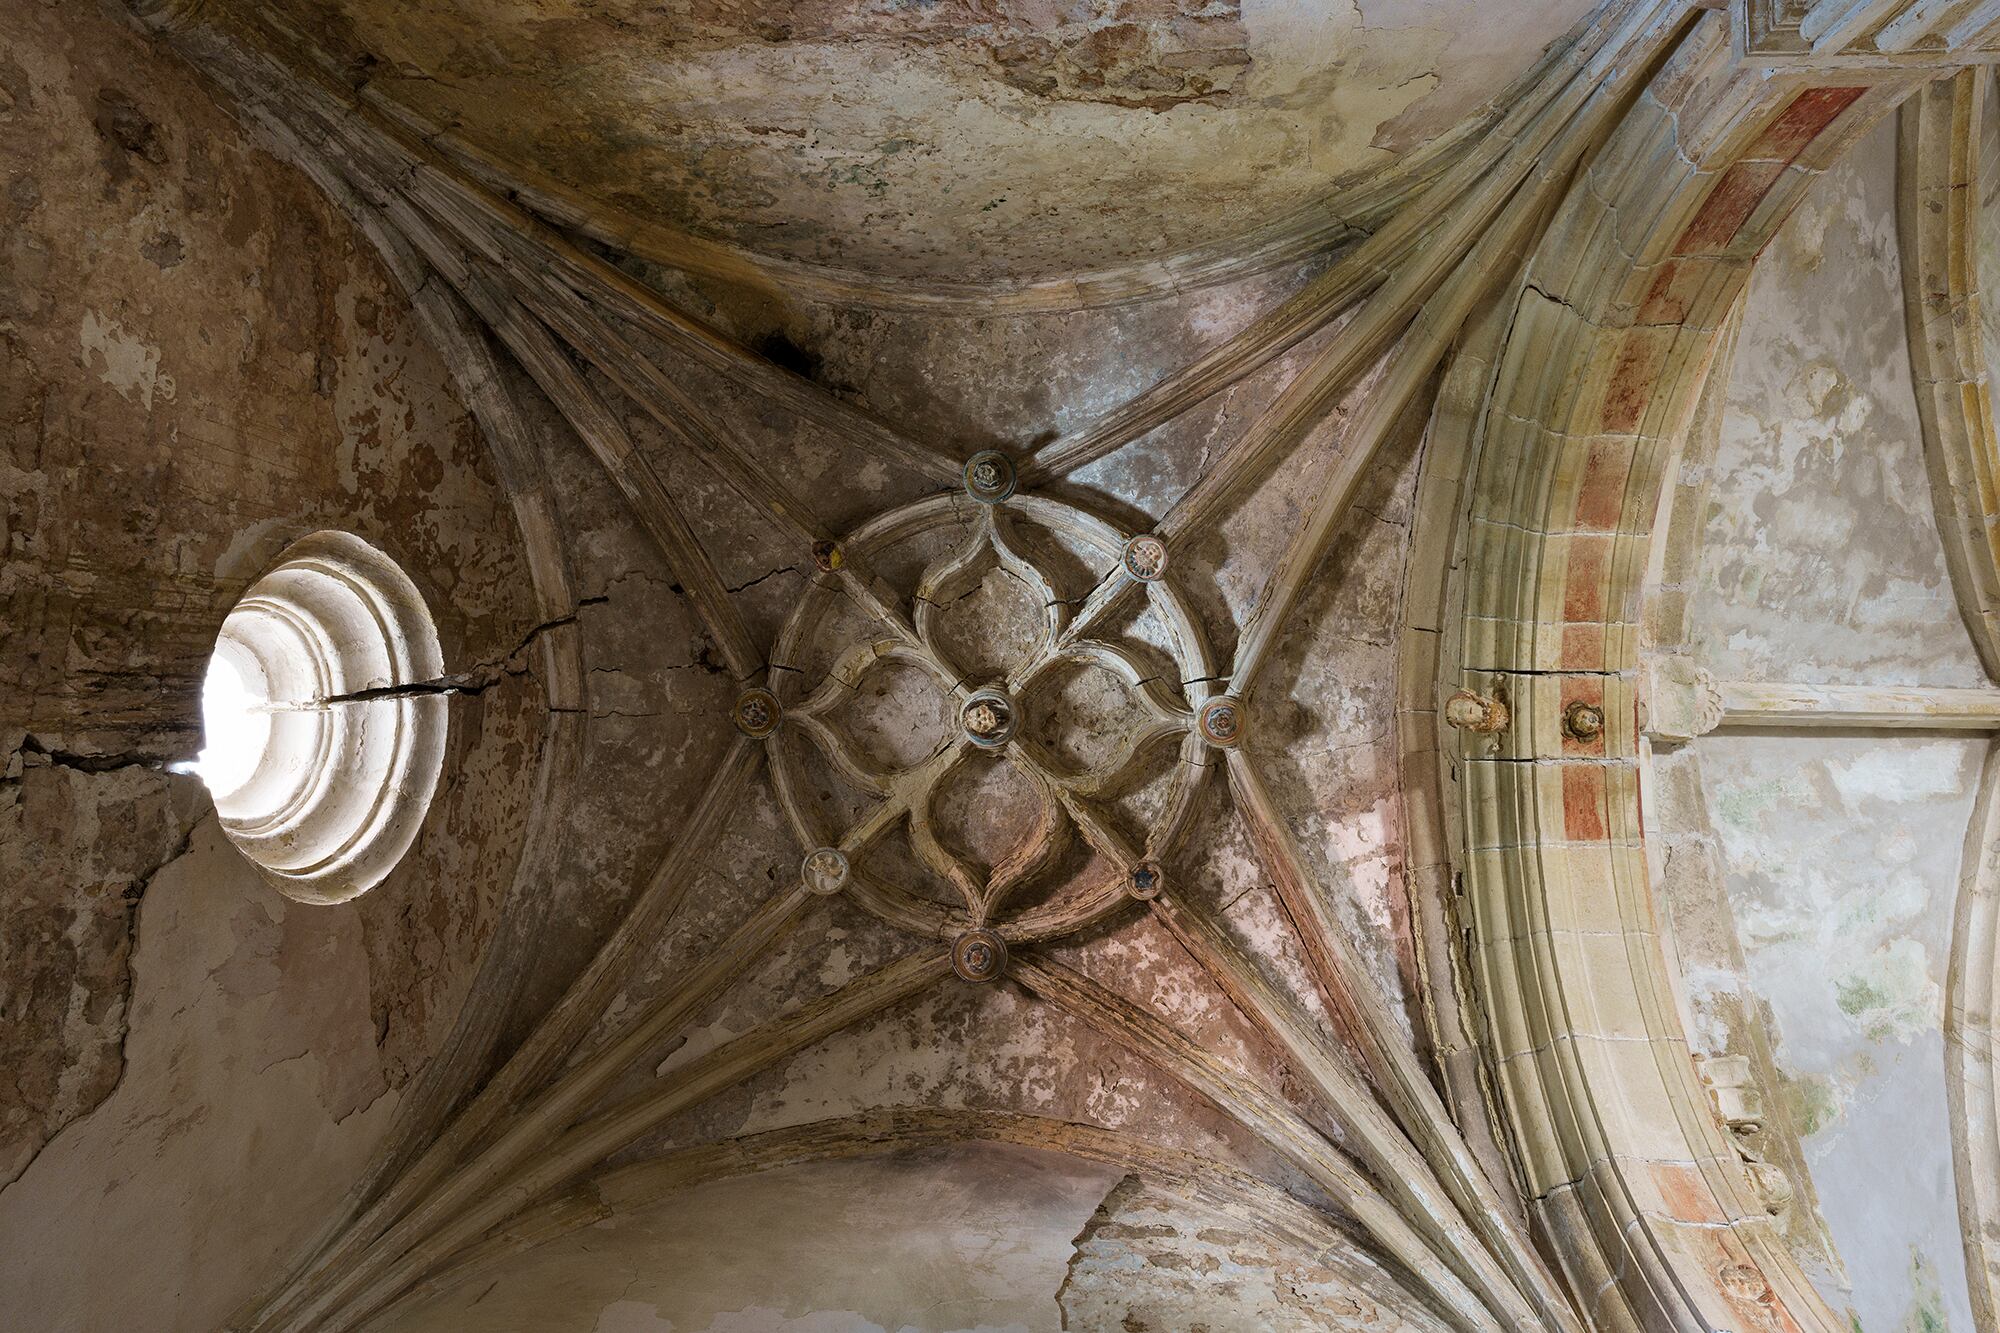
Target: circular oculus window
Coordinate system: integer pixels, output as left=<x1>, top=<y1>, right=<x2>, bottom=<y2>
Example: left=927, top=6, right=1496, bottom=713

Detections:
left=195, top=531, right=448, bottom=904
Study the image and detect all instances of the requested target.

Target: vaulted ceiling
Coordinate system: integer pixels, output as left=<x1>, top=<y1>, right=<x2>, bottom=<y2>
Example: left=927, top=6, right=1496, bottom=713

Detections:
left=200, top=0, right=1601, bottom=290
left=9, top=1, right=2000, bottom=1331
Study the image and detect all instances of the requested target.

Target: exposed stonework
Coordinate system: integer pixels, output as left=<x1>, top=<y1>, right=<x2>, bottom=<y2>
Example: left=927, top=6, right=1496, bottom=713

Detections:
left=1058, top=1174, right=1447, bottom=1331
left=0, top=3, right=551, bottom=1319
left=13, top=3, right=2000, bottom=1332
left=0, top=756, right=202, bottom=1187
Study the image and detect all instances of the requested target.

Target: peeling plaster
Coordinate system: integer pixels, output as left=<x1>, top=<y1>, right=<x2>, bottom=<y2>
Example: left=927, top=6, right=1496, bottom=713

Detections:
left=1057, top=1174, right=1449, bottom=1331
left=0, top=5, right=547, bottom=1322
left=0, top=820, right=403, bottom=1332
left=1682, top=118, right=1985, bottom=1331
left=77, top=308, right=174, bottom=409
left=209, top=0, right=1595, bottom=284
left=1696, top=119, right=1985, bottom=690
left=382, top=1146, right=1126, bottom=1333
left=1699, top=730, right=1974, bottom=1333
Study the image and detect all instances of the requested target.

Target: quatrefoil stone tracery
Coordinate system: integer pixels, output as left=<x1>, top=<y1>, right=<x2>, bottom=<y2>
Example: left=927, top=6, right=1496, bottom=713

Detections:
left=767, top=492, right=1218, bottom=945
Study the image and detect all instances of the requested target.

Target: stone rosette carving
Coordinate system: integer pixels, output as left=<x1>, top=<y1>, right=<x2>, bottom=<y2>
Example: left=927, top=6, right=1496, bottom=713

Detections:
left=1121, top=534, right=1169, bottom=583
left=733, top=687, right=782, bottom=738
left=959, top=687, right=1018, bottom=748
left=961, top=449, right=1016, bottom=504
left=1560, top=698, right=1605, bottom=743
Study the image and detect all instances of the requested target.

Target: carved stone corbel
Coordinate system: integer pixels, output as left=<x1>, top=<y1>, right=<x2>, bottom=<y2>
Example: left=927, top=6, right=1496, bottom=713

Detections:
left=1643, top=657, right=1725, bottom=743
left=1696, top=1052, right=1797, bottom=1221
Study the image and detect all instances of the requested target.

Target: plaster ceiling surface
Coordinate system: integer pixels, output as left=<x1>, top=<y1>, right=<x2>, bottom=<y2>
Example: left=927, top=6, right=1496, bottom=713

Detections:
left=380, top=1145, right=1453, bottom=1331
left=1656, top=112, right=1989, bottom=1333
left=29, top=5, right=2000, bottom=1331
left=215, top=0, right=1597, bottom=286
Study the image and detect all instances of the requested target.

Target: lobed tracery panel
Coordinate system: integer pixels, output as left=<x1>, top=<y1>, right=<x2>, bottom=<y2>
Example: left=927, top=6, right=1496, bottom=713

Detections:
left=766, top=490, right=1217, bottom=947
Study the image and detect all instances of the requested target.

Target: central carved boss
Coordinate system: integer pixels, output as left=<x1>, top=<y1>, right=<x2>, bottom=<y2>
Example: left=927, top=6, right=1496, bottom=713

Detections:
left=767, top=491, right=1218, bottom=948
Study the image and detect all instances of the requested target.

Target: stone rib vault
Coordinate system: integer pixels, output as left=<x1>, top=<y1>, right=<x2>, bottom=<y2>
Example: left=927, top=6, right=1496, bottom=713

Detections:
left=11, top=1, right=2000, bottom=1329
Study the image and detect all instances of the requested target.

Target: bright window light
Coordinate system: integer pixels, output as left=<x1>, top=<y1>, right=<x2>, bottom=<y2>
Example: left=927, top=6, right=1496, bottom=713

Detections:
left=196, top=651, right=272, bottom=799
left=197, top=532, right=447, bottom=903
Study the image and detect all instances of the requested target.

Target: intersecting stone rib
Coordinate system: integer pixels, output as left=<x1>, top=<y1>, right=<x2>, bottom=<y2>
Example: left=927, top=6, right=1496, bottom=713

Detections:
left=1150, top=890, right=1583, bottom=1333
left=1011, top=955, right=1505, bottom=1333
left=226, top=4, right=962, bottom=490
left=791, top=713, right=896, bottom=796
left=1012, top=736, right=1141, bottom=866
left=1196, top=12, right=1665, bottom=552
left=1059, top=33, right=1655, bottom=659
left=463, top=271, right=764, bottom=680
left=269, top=83, right=765, bottom=685
left=1800, top=0, right=1906, bottom=50
left=201, top=142, right=595, bottom=1333
left=1874, top=0, right=1978, bottom=51
left=319, top=950, right=951, bottom=1331
left=519, top=275, right=832, bottom=547
left=403, top=168, right=963, bottom=486
left=270, top=884, right=828, bottom=1332
left=1227, top=169, right=1561, bottom=699
left=1225, top=748, right=1553, bottom=1325
left=981, top=762, right=1075, bottom=920
left=1016, top=0, right=1659, bottom=486
left=239, top=737, right=761, bottom=1331
left=1900, top=68, right=2000, bottom=678
left=378, top=1105, right=1377, bottom=1326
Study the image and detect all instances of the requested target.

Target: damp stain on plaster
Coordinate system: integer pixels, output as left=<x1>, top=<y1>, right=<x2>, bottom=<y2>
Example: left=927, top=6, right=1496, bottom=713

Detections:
left=1686, top=113, right=1984, bottom=1331
left=1831, top=938, right=1938, bottom=1045
left=1700, top=117, right=1985, bottom=692
left=1900, top=1249, right=1950, bottom=1333
left=223, top=0, right=1597, bottom=282
left=78, top=308, right=175, bottom=409
left=1779, top=1069, right=1840, bottom=1141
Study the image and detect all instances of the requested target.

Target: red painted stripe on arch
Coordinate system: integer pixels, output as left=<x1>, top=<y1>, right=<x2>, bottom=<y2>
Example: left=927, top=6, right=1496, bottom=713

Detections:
left=1672, top=86, right=1867, bottom=256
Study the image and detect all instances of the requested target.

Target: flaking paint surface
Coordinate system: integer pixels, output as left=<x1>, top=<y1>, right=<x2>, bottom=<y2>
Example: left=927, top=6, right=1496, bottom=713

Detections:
left=1696, top=119, right=1986, bottom=691
left=213, top=0, right=1593, bottom=284
left=1698, top=734, right=1975, bottom=1332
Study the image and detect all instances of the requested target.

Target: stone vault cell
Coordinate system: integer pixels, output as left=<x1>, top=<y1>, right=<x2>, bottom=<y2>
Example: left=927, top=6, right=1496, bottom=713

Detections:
left=197, top=531, right=448, bottom=904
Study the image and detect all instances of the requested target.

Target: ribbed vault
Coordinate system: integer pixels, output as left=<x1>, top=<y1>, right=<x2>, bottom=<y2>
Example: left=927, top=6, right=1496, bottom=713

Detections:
left=12, top=1, right=2000, bottom=1329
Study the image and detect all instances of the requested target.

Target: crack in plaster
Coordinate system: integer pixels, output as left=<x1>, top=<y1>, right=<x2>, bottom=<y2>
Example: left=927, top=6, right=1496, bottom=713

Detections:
left=319, top=596, right=611, bottom=705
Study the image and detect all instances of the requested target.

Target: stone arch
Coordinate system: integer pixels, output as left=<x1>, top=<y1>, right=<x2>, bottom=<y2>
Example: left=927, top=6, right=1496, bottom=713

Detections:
left=1424, top=13, right=1917, bottom=1329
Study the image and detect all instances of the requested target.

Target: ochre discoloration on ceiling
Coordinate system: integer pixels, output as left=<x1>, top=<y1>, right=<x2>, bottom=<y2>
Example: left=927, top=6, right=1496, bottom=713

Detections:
left=14, top=3, right=2000, bottom=1331
left=0, top=6, right=548, bottom=1309
left=217, top=0, right=1596, bottom=284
